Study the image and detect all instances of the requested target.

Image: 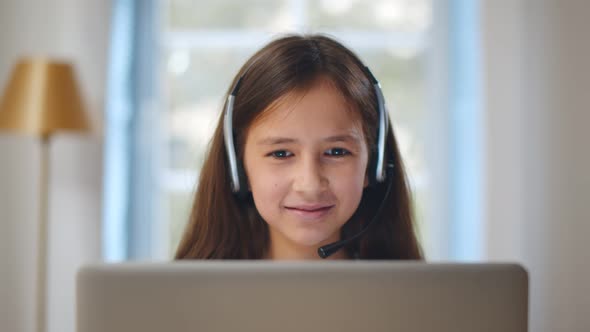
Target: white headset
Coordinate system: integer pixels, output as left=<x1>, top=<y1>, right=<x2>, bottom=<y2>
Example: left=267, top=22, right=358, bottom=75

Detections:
left=223, top=66, right=390, bottom=198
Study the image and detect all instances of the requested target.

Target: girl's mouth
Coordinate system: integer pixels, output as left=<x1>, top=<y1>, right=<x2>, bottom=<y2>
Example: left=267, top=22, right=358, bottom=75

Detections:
left=284, top=205, right=335, bottom=221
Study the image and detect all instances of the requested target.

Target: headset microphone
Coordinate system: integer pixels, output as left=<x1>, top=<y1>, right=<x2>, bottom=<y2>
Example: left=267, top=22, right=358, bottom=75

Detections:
left=317, top=163, right=394, bottom=259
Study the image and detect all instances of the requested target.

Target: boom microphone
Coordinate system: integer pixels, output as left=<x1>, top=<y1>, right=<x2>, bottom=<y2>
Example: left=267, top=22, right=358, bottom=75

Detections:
left=317, top=163, right=394, bottom=259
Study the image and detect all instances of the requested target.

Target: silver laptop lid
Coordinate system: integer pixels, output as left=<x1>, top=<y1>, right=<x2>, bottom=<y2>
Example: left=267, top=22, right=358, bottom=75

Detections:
left=77, top=262, right=528, bottom=332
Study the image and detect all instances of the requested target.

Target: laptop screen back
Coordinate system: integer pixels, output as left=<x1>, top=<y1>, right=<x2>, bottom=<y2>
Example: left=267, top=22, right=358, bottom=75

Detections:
left=76, top=262, right=528, bottom=332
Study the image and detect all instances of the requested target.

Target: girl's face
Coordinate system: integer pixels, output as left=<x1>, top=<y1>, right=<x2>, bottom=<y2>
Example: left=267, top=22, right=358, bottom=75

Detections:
left=243, top=78, right=369, bottom=259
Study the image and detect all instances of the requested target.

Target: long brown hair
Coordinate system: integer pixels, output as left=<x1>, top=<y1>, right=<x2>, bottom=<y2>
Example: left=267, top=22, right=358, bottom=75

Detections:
left=175, top=34, right=423, bottom=260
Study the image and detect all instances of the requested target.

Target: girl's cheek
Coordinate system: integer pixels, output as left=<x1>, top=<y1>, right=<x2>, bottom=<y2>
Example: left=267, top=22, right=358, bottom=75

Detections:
left=271, top=179, right=286, bottom=195
left=255, top=173, right=284, bottom=194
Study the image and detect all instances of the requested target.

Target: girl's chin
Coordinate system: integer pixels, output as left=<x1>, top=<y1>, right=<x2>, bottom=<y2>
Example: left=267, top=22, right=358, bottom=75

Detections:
left=287, top=232, right=340, bottom=249
left=267, top=224, right=342, bottom=252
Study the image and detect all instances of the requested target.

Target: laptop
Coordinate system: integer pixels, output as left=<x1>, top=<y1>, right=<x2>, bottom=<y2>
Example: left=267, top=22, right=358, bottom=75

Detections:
left=76, top=262, right=528, bottom=332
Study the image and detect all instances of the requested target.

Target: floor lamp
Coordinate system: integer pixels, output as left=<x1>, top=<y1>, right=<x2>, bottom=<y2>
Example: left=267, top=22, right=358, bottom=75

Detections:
left=0, top=58, right=92, bottom=332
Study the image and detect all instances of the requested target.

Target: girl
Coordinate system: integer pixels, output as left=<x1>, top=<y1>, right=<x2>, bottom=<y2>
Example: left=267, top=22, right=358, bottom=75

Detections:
left=175, top=34, right=423, bottom=260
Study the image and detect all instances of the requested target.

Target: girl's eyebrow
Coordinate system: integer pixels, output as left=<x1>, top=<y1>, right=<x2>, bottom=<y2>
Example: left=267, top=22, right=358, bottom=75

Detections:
left=323, top=134, right=363, bottom=144
left=256, top=137, right=297, bottom=146
left=256, top=134, right=362, bottom=146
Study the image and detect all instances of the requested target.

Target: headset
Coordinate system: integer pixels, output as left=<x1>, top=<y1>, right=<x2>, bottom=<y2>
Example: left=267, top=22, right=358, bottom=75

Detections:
left=223, top=63, right=393, bottom=258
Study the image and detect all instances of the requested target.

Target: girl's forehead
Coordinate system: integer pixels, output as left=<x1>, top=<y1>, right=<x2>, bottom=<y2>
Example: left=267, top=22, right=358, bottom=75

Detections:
left=249, top=78, right=364, bottom=135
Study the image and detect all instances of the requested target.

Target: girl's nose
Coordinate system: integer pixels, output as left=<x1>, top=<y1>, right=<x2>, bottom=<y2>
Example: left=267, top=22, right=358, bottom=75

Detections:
left=292, top=157, right=328, bottom=194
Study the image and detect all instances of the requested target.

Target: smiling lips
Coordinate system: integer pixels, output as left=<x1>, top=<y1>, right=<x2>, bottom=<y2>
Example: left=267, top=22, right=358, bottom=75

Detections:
left=284, top=204, right=335, bottom=221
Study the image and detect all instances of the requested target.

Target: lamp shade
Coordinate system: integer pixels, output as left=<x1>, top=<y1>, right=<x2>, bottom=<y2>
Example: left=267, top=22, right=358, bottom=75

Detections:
left=0, top=58, right=91, bottom=138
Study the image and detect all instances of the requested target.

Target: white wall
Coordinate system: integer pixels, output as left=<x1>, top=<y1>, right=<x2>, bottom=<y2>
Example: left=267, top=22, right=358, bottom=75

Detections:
left=482, top=1, right=590, bottom=331
left=0, top=1, right=111, bottom=332
left=0, top=135, right=41, bottom=332
left=46, top=135, right=103, bottom=332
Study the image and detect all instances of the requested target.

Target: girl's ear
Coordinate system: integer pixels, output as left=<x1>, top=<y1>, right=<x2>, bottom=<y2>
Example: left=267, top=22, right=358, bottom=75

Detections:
left=364, top=173, right=369, bottom=188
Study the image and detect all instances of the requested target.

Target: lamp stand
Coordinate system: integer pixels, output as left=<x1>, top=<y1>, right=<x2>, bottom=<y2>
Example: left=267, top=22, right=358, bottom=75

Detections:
left=36, top=136, right=50, bottom=332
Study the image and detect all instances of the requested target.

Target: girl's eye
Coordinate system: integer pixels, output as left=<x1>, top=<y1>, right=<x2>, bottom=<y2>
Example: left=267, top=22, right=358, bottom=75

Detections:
left=268, top=150, right=293, bottom=159
left=325, top=148, right=351, bottom=157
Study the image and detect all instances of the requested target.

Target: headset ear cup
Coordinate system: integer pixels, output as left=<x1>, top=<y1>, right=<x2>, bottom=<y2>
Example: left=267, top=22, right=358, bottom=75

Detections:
left=368, top=148, right=393, bottom=187
left=236, top=159, right=250, bottom=200
left=367, top=149, right=378, bottom=187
